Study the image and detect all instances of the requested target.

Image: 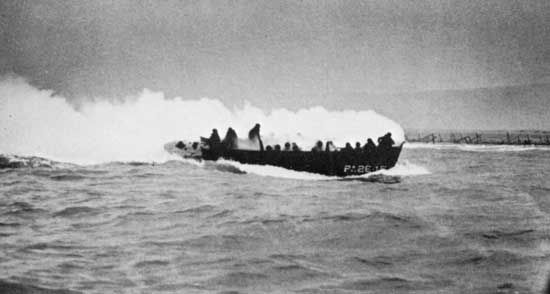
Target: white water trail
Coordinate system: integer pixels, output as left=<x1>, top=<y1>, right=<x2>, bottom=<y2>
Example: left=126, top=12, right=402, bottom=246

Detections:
left=0, top=76, right=404, bottom=165
left=366, top=160, right=431, bottom=176
left=216, top=159, right=335, bottom=180
left=214, top=159, right=429, bottom=180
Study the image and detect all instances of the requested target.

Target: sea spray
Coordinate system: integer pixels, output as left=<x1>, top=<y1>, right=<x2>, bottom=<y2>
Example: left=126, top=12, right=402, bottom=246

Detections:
left=0, top=76, right=404, bottom=165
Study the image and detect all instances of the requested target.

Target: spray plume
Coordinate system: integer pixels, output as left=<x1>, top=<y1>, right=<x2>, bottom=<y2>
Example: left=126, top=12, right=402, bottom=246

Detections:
left=0, top=76, right=404, bottom=164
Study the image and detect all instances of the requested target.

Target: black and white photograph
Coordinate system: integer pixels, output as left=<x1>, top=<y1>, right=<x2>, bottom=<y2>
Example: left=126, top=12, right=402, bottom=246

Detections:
left=1, top=0, right=549, bottom=293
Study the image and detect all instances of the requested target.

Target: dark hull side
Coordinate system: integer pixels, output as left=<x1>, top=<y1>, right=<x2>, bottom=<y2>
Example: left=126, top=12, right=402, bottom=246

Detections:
left=201, top=144, right=403, bottom=177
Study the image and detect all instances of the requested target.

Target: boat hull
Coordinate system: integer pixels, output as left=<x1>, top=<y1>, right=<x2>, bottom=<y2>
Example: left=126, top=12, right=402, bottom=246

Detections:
left=200, top=145, right=403, bottom=177
left=165, top=140, right=403, bottom=177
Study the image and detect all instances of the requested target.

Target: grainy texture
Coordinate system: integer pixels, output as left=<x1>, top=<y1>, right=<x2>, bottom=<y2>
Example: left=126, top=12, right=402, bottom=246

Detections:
left=1, top=145, right=549, bottom=293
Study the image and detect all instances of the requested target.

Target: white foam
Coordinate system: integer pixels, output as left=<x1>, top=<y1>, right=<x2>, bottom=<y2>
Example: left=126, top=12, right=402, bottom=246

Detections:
left=367, top=160, right=431, bottom=176
left=215, top=159, right=335, bottom=180
left=0, top=76, right=404, bottom=165
left=338, top=160, right=430, bottom=180
left=214, top=159, right=428, bottom=180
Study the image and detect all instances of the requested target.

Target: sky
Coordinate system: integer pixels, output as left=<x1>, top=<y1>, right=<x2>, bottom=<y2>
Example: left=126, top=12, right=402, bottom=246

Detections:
left=1, top=0, right=549, bottom=130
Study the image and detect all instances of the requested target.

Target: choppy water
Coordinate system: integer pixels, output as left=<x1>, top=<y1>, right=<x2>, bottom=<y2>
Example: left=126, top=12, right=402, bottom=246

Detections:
left=1, top=144, right=550, bottom=293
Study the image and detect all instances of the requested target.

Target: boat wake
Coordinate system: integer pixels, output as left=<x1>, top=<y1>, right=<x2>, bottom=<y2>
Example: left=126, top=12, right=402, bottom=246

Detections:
left=0, top=154, right=74, bottom=169
left=215, top=159, right=334, bottom=180
left=338, top=160, right=430, bottom=183
left=212, top=159, right=429, bottom=182
left=1, top=153, right=428, bottom=183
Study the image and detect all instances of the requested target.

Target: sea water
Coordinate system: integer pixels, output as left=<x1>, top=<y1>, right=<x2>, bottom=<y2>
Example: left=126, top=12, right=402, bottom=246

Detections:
left=1, top=144, right=549, bottom=293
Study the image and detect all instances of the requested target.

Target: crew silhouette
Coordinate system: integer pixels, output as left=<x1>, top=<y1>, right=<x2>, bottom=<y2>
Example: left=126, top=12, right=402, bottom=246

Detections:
left=248, top=123, right=264, bottom=151
left=377, top=132, right=395, bottom=150
left=311, top=140, right=323, bottom=152
left=222, top=127, right=238, bottom=149
left=204, top=123, right=396, bottom=154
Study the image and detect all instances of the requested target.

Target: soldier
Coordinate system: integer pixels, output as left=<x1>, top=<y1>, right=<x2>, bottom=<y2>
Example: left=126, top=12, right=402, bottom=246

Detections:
left=377, top=132, right=395, bottom=150
left=311, top=140, right=323, bottom=152
left=222, top=127, right=238, bottom=149
left=208, top=129, right=221, bottom=154
left=248, top=123, right=264, bottom=151
left=364, top=138, right=376, bottom=153
left=325, top=141, right=336, bottom=152
left=283, top=142, right=291, bottom=151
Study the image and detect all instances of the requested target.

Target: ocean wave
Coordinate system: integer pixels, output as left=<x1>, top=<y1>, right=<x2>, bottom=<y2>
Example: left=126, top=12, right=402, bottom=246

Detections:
left=300, top=210, right=425, bottom=231
left=174, top=205, right=217, bottom=215
left=205, top=271, right=269, bottom=288
left=3, top=201, right=47, bottom=216
left=0, top=154, right=70, bottom=169
left=453, top=249, right=527, bottom=267
left=182, top=234, right=266, bottom=251
left=332, top=276, right=453, bottom=291
left=351, top=256, right=393, bottom=268
left=0, top=153, right=191, bottom=170
left=53, top=206, right=101, bottom=218
left=49, top=173, right=88, bottom=181
left=134, top=260, right=170, bottom=268
left=1, top=152, right=428, bottom=182
left=0, top=280, right=80, bottom=294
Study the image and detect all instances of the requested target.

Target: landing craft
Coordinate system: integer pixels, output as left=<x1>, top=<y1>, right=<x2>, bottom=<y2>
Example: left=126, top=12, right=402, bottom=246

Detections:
left=164, top=136, right=403, bottom=177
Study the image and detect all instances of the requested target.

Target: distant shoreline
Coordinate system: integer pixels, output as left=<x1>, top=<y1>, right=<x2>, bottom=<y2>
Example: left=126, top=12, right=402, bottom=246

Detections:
left=405, top=130, right=550, bottom=145
left=406, top=129, right=550, bottom=134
